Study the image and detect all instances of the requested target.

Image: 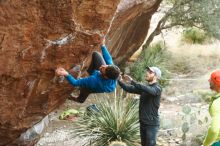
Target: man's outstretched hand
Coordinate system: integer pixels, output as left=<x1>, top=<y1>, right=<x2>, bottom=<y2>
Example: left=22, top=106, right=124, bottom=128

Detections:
left=118, top=74, right=133, bottom=83
left=123, top=75, right=133, bottom=82
left=56, top=67, right=69, bottom=76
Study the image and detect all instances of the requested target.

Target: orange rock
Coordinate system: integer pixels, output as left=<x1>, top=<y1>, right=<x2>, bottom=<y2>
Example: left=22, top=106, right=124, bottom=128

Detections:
left=0, top=0, right=161, bottom=145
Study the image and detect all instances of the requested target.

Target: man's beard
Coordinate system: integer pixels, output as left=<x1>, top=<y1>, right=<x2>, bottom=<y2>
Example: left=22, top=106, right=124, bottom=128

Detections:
left=146, top=77, right=154, bottom=82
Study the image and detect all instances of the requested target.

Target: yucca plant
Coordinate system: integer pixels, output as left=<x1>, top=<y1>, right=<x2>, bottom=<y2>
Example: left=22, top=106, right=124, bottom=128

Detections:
left=72, top=90, right=140, bottom=146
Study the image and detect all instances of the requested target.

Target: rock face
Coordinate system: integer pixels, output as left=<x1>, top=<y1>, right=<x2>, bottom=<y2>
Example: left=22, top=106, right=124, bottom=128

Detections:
left=107, top=0, right=162, bottom=64
left=0, top=0, right=161, bottom=145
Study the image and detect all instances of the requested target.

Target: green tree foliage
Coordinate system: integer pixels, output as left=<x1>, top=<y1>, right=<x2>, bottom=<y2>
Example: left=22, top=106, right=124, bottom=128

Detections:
left=144, top=0, right=220, bottom=50
left=166, top=0, right=220, bottom=37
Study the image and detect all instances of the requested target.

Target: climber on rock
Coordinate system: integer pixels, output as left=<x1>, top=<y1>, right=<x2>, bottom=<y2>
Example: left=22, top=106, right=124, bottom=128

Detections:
left=55, top=44, right=120, bottom=103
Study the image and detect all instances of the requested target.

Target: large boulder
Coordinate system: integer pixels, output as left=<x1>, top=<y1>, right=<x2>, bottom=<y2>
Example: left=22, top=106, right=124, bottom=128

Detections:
left=107, top=0, right=162, bottom=64
left=0, top=0, right=161, bottom=145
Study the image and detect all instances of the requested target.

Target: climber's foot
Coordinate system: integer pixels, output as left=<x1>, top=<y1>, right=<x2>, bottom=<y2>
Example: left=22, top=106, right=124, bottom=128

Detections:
left=68, top=91, right=80, bottom=102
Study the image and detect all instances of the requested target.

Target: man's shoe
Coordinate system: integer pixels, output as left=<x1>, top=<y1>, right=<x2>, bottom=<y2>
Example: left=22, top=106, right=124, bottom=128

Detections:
left=68, top=94, right=78, bottom=102
left=68, top=91, right=80, bottom=102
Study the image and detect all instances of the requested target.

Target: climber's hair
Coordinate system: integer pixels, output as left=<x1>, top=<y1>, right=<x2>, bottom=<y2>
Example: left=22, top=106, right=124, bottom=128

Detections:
left=105, top=65, right=120, bottom=79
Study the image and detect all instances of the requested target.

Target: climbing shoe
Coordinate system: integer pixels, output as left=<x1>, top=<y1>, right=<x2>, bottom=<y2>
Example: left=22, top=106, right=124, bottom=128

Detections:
left=69, top=64, right=82, bottom=79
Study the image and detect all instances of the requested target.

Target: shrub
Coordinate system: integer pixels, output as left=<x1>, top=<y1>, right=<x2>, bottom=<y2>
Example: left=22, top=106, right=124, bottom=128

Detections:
left=73, top=91, right=140, bottom=146
left=130, top=42, right=171, bottom=86
left=182, top=27, right=208, bottom=44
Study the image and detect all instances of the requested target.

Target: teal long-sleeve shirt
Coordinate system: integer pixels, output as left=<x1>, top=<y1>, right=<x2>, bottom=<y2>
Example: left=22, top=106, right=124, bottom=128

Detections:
left=65, top=45, right=117, bottom=93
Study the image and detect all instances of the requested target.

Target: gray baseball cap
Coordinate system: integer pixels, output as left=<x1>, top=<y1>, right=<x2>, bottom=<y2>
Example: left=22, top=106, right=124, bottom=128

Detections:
left=147, top=66, right=162, bottom=79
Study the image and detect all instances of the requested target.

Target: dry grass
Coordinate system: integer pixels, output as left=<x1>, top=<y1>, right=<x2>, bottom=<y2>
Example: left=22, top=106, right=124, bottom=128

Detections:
left=159, top=29, right=220, bottom=75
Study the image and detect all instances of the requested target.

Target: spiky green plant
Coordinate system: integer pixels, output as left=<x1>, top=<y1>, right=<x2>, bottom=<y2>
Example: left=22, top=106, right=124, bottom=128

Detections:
left=130, top=42, right=171, bottom=86
left=73, top=91, right=140, bottom=146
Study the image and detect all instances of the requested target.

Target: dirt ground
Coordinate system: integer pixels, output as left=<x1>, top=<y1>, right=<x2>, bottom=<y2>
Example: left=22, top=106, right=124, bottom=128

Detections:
left=35, top=96, right=99, bottom=146
left=35, top=30, right=220, bottom=146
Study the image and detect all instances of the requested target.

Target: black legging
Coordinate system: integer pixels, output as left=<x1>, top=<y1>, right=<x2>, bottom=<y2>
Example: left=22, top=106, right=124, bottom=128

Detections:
left=74, top=51, right=106, bottom=103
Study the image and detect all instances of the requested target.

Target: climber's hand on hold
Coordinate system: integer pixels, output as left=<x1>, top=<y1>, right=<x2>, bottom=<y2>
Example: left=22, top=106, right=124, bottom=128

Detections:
left=102, top=38, right=106, bottom=45
left=56, top=67, right=69, bottom=76
left=100, top=32, right=106, bottom=45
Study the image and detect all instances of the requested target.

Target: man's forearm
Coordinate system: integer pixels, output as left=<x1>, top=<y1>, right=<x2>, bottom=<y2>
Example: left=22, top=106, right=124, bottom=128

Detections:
left=101, top=45, right=113, bottom=65
left=131, top=80, right=158, bottom=95
left=65, top=74, right=78, bottom=86
left=118, top=80, right=139, bottom=94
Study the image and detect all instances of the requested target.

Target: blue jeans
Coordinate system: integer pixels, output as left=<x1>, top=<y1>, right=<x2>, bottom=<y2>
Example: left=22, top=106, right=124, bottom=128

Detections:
left=212, top=141, right=220, bottom=146
left=140, top=124, right=159, bottom=146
